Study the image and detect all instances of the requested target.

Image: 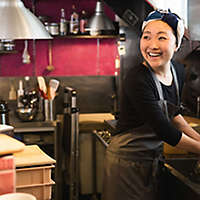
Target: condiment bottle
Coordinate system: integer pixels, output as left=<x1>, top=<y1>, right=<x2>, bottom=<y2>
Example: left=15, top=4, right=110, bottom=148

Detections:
left=60, top=8, right=67, bottom=36
left=17, top=80, right=24, bottom=108
left=69, top=5, right=79, bottom=34
left=80, top=10, right=87, bottom=34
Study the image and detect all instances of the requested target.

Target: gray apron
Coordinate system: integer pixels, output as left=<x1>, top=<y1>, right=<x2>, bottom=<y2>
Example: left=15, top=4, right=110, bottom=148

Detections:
left=102, top=63, right=179, bottom=200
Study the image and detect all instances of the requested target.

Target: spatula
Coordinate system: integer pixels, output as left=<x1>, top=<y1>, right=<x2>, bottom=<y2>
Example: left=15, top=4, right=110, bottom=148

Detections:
left=49, top=79, right=60, bottom=100
left=37, top=76, right=48, bottom=99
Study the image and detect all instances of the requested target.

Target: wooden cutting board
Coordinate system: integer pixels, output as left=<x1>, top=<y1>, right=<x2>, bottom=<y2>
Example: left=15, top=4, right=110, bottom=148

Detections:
left=14, top=145, right=56, bottom=167
left=0, top=134, right=25, bottom=156
left=79, top=113, right=114, bottom=123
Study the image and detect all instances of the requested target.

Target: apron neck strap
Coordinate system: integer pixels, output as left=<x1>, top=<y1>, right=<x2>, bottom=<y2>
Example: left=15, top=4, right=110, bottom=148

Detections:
left=146, top=61, right=180, bottom=105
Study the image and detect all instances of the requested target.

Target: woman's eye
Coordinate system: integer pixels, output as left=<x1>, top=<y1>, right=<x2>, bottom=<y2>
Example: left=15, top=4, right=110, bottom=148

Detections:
left=143, top=35, right=149, bottom=40
left=159, top=36, right=166, bottom=40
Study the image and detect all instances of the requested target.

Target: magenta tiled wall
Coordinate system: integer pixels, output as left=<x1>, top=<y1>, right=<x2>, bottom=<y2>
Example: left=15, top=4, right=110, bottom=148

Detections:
left=0, top=0, right=117, bottom=76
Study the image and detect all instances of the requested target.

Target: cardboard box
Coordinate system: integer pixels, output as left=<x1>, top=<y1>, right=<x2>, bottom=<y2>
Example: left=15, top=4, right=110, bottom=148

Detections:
left=16, top=180, right=55, bottom=200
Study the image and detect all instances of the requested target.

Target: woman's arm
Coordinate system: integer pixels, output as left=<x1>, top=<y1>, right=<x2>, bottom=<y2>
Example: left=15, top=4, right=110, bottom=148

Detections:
left=172, top=114, right=200, bottom=142
left=175, top=133, right=200, bottom=154
left=172, top=114, right=200, bottom=154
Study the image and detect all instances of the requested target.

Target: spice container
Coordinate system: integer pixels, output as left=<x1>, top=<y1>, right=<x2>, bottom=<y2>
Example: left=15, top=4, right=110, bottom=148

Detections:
left=2, top=40, right=15, bottom=51
left=49, top=23, right=59, bottom=36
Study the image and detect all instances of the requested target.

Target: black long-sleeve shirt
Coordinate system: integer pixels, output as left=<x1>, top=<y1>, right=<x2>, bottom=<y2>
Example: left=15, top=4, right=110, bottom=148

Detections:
left=116, top=61, right=185, bottom=146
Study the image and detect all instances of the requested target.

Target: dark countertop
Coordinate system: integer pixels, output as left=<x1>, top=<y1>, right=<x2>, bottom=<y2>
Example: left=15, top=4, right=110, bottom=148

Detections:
left=10, top=121, right=57, bottom=133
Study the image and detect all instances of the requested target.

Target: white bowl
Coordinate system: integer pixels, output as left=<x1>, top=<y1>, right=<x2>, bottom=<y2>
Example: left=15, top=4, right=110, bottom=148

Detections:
left=0, top=193, right=36, bottom=200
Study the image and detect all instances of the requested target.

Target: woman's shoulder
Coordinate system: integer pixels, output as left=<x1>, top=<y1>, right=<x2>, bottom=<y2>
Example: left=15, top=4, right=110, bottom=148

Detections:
left=124, top=63, right=152, bottom=83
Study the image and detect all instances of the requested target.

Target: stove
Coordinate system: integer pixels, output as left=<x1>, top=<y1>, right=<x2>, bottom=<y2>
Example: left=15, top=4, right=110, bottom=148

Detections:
left=94, top=119, right=117, bottom=147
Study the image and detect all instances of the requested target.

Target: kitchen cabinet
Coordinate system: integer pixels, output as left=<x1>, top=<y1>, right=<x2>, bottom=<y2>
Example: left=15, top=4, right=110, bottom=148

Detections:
left=79, top=113, right=114, bottom=195
left=13, top=121, right=57, bottom=158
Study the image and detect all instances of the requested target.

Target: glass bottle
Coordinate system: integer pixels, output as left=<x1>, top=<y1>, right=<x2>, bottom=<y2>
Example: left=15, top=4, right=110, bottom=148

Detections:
left=69, top=5, right=79, bottom=34
left=80, top=10, right=87, bottom=34
left=60, top=8, right=67, bottom=36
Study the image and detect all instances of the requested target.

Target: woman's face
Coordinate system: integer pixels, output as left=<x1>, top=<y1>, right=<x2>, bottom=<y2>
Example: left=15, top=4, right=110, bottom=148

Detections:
left=140, top=20, right=177, bottom=69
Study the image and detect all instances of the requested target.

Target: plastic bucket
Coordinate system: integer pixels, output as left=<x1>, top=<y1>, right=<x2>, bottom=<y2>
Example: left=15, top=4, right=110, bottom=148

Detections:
left=0, top=193, right=36, bottom=200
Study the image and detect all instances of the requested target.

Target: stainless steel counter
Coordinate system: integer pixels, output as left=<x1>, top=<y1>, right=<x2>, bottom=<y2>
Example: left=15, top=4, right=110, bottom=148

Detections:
left=12, top=121, right=57, bottom=133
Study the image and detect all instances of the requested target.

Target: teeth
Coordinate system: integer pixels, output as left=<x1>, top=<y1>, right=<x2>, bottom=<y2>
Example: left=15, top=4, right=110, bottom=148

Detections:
left=148, top=52, right=161, bottom=57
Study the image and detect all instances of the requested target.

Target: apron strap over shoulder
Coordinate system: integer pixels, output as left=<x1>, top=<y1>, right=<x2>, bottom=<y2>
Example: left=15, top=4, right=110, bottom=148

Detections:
left=147, top=62, right=179, bottom=104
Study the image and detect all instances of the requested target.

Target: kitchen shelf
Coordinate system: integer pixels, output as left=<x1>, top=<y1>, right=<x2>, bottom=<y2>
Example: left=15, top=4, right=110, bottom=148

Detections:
left=0, top=50, right=18, bottom=54
left=55, top=34, right=119, bottom=39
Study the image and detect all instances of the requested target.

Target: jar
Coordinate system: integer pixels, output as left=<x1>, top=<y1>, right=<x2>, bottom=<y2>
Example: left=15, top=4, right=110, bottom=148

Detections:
left=49, top=23, right=59, bottom=35
left=2, top=40, right=15, bottom=51
left=0, top=100, right=9, bottom=125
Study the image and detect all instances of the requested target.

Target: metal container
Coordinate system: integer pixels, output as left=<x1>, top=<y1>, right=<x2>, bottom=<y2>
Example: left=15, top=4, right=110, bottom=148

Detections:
left=2, top=40, right=15, bottom=51
left=0, top=100, right=9, bottom=124
left=49, top=23, right=59, bottom=35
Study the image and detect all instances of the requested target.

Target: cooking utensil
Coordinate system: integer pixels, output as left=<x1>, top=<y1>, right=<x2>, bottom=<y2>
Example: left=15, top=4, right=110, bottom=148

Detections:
left=22, top=40, right=31, bottom=64
left=49, top=79, right=60, bottom=99
left=46, top=40, right=55, bottom=71
left=37, top=76, right=48, bottom=99
left=16, top=107, right=38, bottom=122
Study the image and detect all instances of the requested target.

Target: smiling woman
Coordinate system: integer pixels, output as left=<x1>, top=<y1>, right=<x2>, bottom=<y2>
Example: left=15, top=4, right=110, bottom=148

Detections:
left=102, top=9, right=200, bottom=200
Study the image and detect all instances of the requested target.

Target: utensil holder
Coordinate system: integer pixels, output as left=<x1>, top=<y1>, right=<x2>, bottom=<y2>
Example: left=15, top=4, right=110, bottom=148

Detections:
left=44, top=99, right=54, bottom=121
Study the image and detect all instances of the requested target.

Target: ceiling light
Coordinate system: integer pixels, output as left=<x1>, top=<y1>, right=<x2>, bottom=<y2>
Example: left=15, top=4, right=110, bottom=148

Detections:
left=86, top=0, right=115, bottom=35
left=0, top=0, right=52, bottom=39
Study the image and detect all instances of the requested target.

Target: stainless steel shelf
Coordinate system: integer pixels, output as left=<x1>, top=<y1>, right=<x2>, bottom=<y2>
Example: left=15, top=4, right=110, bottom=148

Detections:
left=0, top=50, right=18, bottom=54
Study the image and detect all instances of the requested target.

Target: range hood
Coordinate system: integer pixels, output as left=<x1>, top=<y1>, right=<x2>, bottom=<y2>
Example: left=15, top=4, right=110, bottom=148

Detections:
left=103, top=0, right=153, bottom=30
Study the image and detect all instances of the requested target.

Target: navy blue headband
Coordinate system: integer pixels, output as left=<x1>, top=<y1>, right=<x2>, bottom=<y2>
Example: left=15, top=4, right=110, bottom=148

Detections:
left=144, top=10, right=180, bottom=37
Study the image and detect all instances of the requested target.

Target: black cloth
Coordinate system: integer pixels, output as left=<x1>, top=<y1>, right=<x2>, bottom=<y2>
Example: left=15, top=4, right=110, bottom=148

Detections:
left=116, top=61, right=184, bottom=146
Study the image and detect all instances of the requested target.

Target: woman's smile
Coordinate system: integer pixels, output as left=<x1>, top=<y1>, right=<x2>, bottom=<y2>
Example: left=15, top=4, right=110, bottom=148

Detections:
left=147, top=51, right=162, bottom=57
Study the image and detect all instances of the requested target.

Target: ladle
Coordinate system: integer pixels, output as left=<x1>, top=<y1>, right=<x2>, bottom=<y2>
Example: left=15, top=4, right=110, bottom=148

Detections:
left=46, top=40, right=55, bottom=71
left=22, top=40, right=31, bottom=64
